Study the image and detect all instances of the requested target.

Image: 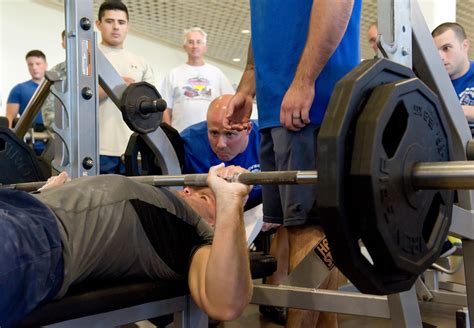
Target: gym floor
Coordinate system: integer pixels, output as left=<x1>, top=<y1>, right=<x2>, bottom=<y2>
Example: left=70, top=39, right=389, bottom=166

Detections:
left=219, top=301, right=459, bottom=327
left=130, top=301, right=459, bottom=327
left=129, top=258, right=467, bottom=327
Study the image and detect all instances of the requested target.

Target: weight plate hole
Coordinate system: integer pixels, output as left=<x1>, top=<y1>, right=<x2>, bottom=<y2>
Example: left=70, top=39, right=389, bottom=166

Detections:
left=422, top=192, right=443, bottom=244
left=382, top=101, right=408, bottom=159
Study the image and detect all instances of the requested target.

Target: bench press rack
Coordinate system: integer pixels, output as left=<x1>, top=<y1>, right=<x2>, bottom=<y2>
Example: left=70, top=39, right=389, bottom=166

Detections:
left=13, top=0, right=474, bottom=327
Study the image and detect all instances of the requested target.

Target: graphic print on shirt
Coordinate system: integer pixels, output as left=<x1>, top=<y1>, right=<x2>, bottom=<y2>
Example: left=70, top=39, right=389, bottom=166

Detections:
left=247, top=164, right=260, bottom=173
left=182, top=76, right=212, bottom=99
left=460, top=87, right=474, bottom=106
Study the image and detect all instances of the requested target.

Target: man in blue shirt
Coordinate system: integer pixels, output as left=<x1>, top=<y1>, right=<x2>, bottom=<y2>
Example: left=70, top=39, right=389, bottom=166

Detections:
left=224, top=1, right=361, bottom=326
left=432, top=22, right=474, bottom=121
left=6, top=50, right=48, bottom=129
left=181, top=94, right=261, bottom=208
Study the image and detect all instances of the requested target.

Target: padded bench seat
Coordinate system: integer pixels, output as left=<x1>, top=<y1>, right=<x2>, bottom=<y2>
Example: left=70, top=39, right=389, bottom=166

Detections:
left=16, top=252, right=276, bottom=327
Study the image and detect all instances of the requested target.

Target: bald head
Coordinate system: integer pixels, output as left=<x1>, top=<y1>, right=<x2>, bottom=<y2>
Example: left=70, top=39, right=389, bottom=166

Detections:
left=207, top=95, right=251, bottom=162
left=207, top=95, right=232, bottom=123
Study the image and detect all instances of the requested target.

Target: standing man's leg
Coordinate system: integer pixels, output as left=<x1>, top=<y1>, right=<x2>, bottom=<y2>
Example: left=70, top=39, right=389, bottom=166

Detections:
left=287, top=225, right=338, bottom=328
left=260, top=125, right=338, bottom=328
left=259, top=226, right=289, bottom=324
left=266, top=226, right=289, bottom=285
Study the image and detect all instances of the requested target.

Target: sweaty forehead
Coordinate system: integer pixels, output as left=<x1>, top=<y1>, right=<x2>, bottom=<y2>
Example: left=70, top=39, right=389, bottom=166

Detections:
left=207, top=108, right=226, bottom=126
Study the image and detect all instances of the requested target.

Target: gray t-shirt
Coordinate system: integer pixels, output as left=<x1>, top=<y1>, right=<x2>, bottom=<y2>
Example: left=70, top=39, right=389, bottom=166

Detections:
left=34, top=175, right=213, bottom=298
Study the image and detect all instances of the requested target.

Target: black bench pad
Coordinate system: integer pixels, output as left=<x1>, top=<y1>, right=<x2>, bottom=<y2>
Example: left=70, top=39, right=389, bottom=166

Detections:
left=15, top=279, right=187, bottom=327
left=249, top=252, right=277, bottom=280
left=16, top=253, right=276, bottom=327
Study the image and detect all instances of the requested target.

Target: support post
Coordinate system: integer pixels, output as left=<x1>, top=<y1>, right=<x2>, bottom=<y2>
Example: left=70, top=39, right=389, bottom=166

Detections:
left=53, top=0, right=99, bottom=177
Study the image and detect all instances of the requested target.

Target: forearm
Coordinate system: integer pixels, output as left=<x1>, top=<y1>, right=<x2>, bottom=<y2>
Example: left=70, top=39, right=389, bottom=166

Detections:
left=236, top=41, right=256, bottom=98
left=6, top=104, right=19, bottom=128
left=463, top=105, right=474, bottom=122
left=162, top=108, right=172, bottom=125
left=207, top=196, right=252, bottom=302
left=190, top=197, right=252, bottom=320
left=99, top=75, right=136, bottom=102
left=293, top=0, right=354, bottom=86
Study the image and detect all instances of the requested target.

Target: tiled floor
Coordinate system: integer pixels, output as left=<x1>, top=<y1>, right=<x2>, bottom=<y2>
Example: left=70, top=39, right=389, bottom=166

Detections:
left=133, top=300, right=462, bottom=327
left=223, top=302, right=460, bottom=328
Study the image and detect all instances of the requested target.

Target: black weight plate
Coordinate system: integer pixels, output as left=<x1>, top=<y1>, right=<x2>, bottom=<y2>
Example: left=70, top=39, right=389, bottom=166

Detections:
left=317, top=58, right=418, bottom=295
left=124, top=124, right=184, bottom=176
left=120, top=81, right=163, bottom=134
left=124, top=132, right=165, bottom=176
left=0, top=128, right=46, bottom=185
left=351, top=78, right=453, bottom=276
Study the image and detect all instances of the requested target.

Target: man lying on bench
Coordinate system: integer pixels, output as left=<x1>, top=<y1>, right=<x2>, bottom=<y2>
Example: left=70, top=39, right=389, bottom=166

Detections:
left=0, top=164, right=253, bottom=328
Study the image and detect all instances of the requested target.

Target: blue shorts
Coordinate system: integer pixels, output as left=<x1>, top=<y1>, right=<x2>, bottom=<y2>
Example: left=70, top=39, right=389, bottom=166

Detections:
left=0, top=190, right=64, bottom=327
left=259, top=124, right=321, bottom=227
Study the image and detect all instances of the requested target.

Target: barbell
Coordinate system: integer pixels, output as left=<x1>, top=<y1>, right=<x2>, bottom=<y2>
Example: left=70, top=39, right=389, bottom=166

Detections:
left=1, top=158, right=471, bottom=295
left=2, top=58, right=472, bottom=295
left=5, top=163, right=474, bottom=191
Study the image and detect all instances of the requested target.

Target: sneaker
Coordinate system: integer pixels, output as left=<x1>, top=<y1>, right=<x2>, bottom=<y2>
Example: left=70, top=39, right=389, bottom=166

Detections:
left=259, top=305, right=287, bottom=325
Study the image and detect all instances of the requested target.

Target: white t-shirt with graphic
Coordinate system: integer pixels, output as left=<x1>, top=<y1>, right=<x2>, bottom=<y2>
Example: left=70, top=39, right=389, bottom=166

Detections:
left=159, top=63, right=234, bottom=132
left=99, top=44, right=155, bottom=157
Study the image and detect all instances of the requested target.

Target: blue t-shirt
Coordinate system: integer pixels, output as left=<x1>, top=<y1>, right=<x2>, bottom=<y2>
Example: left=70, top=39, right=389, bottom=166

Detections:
left=181, top=120, right=262, bottom=205
left=452, top=61, right=474, bottom=106
left=249, top=0, right=362, bottom=129
left=7, top=79, right=43, bottom=125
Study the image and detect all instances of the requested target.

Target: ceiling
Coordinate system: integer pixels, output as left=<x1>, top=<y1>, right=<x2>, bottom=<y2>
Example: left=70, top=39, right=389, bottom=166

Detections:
left=37, top=0, right=474, bottom=69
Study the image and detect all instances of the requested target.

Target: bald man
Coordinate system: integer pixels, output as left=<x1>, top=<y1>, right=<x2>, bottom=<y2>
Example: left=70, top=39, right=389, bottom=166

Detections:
left=180, top=95, right=261, bottom=208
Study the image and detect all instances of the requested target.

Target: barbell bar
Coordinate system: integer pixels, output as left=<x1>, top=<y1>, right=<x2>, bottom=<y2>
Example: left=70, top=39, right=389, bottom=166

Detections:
left=411, top=161, right=474, bottom=189
left=129, top=162, right=474, bottom=190
left=4, top=161, right=474, bottom=192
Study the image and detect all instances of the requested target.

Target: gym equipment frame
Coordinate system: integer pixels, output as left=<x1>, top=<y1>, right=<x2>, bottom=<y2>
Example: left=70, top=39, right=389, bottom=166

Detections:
left=13, top=0, right=474, bottom=327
